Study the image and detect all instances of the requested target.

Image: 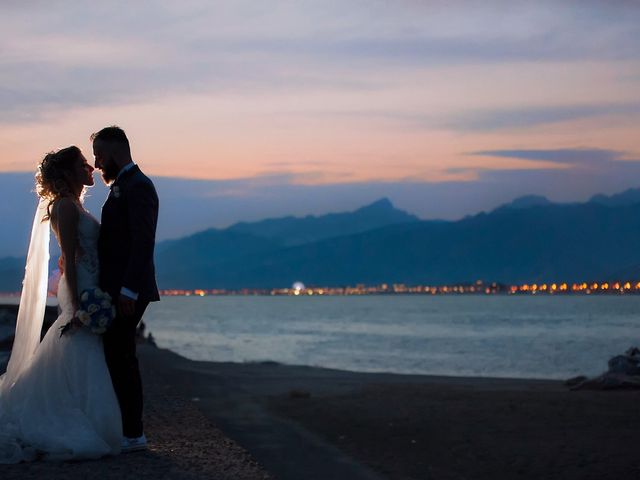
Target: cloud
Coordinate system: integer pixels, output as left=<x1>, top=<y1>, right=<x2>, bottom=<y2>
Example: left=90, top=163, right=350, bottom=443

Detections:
left=463, top=147, right=640, bottom=197
left=257, top=101, right=640, bottom=135
left=194, top=33, right=636, bottom=66
left=449, top=104, right=640, bottom=131
left=469, top=148, right=638, bottom=166
left=2, top=1, right=640, bottom=125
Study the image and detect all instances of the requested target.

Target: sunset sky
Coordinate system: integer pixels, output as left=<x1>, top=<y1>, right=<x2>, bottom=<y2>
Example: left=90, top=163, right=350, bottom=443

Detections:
left=1, top=1, right=639, bottom=250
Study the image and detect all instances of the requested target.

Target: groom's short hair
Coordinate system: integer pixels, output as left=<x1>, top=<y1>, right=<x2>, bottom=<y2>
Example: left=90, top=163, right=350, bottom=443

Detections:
left=90, top=126, right=130, bottom=152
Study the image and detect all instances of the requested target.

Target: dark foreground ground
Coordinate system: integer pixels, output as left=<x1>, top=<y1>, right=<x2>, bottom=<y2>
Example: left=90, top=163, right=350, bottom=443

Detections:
left=142, top=347, right=640, bottom=480
left=0, top=345, right=270, bottom=480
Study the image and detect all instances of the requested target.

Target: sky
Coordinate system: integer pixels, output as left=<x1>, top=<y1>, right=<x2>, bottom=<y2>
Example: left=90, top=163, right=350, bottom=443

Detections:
left=1, top=1, right=640, bottom=254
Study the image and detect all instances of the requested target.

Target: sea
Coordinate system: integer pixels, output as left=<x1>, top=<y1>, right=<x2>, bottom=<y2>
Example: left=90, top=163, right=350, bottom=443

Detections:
left=144, top=294, right=639, bottom=380
left=2, top=294, right=639, bottom=380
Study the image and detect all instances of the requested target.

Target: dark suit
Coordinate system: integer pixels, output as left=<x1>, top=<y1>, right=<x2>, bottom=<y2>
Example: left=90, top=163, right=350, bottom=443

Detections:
left=99, top=164, right=160, bottom=438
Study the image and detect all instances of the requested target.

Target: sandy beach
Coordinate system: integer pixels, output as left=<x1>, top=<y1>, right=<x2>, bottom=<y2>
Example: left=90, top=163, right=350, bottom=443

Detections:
left=143, top=346, right=640, bottom=480
left=1, top=305, right=639, bottom=479
left=0, top=345, right=270, bottom=480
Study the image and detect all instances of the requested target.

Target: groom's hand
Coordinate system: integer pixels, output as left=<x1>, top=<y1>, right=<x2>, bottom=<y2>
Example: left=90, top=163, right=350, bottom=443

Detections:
left=118, top=295, right=136, bottom=317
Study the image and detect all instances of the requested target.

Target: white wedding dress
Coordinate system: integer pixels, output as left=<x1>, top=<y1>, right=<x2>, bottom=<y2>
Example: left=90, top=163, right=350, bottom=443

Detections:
left=0, top=206, right=121, bottom=463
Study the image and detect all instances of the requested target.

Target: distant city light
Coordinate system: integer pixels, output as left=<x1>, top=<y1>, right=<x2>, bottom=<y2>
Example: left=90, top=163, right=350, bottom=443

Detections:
left=147, top=278, right=640, bottom=297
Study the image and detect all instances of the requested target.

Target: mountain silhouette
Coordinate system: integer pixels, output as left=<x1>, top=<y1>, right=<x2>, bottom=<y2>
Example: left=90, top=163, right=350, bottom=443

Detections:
left=3, top=193, right=640, bottom=291
left=493, top=195, right=553, bottom=211
left=153, top=194, right=640, bottom=289
left=588, top=188, right=640, bottom=207
left=225, top=197, right=419, bottom=246
left=154, top=198, right=420, bottom=287
left=155, top=229, right=282, bottom=287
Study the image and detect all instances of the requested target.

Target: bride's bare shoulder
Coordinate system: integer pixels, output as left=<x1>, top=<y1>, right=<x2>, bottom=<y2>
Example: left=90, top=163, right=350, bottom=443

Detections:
left=50, top=197, right=80, bottom=230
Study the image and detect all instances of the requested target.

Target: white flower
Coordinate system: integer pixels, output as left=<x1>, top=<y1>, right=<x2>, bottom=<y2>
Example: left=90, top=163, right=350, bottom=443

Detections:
left=112, top=185, right=121, bottom=198
left=98, top=316, right=108, bottom=327
left=101, top=299, right=111, bottom=309
left=81, top=291, right=90, bottom=302
left=87, top=303, right=99, bottom=314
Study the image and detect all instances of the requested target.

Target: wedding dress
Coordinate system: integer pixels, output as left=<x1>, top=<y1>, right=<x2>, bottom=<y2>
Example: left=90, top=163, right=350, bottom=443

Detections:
left=0, top=202, right=121, bottom=463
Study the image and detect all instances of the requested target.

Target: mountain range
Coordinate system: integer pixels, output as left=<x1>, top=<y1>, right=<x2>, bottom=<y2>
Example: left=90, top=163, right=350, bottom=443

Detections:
left=4, top=189, right=640, bottom=291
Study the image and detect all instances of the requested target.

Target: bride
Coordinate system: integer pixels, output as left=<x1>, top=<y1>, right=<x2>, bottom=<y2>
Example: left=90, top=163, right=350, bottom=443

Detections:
left=0, top=146, right=121, bottom=463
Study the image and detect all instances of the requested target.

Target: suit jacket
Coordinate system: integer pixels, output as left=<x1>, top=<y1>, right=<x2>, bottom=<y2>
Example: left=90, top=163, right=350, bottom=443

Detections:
left=98, top=164, right=160, bottom=303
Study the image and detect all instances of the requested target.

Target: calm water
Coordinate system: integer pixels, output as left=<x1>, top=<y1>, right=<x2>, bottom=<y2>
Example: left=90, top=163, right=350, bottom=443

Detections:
left=139, top=295, right=639, bottom=380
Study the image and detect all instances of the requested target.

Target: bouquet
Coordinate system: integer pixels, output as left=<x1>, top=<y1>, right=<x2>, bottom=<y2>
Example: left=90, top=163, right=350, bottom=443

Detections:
left=60, top=287, right=116, bottom=336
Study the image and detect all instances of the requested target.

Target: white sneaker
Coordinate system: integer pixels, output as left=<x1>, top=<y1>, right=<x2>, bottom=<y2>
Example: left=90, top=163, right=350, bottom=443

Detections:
left=121, top=434, right=148, bottom=453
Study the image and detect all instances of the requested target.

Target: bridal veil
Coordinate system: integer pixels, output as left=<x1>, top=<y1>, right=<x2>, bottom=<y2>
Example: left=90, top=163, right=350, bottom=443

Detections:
left=0, top=198, right=50, bottom=394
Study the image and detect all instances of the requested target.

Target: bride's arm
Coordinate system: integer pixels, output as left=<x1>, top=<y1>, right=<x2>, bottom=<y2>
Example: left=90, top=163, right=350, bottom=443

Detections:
left=54, top=197, right=80, bottom=311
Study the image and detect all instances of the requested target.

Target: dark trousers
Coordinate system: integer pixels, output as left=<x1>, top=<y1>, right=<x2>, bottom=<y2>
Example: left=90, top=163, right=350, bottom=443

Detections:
left=103, top=300, right=148, bottom=438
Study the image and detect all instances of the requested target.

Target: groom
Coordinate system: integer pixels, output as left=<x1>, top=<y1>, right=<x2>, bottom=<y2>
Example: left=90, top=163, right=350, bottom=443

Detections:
left=92, top=126, right=160, bottom=453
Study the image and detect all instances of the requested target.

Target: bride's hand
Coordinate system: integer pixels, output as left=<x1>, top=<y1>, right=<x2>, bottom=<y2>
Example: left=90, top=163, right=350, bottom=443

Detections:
left=68, top=316, right=83, bottom=332
left=59, top=316, right=83, bottom=337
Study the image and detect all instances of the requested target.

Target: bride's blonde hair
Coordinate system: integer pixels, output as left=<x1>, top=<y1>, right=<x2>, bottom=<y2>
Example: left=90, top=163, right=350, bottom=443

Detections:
left=35, top=145, right=85, bottom=220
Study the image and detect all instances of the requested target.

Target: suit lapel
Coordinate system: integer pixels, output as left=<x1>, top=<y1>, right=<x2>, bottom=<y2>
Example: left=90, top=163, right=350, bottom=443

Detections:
left=103, top=165, right=139, bottom=209
left=116, top=164, right=140, bottom=186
